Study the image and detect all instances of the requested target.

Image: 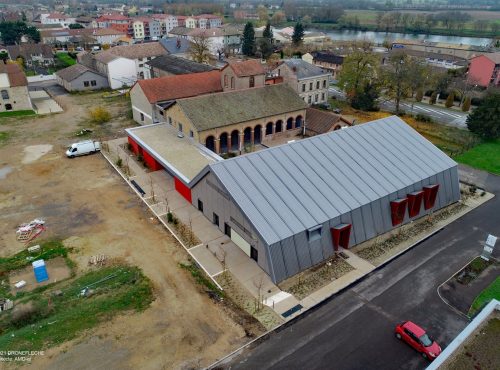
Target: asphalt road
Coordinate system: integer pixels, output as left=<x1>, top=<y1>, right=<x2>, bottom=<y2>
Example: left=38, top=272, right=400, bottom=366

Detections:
left=328, top=87, right=468, bottom=129
left=223, top=169, right=500, bottom=370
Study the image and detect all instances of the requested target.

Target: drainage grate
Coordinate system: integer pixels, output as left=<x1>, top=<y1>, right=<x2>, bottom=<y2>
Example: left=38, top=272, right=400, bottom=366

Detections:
left=339, top=252, right=349, bottom=259
left=281, top=304, right=303, bottom=318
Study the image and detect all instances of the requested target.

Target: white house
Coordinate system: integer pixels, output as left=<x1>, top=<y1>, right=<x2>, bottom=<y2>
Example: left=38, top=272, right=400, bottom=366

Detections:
left=40, top=12, right=76, bottom=28
left=92, top=28, right=126, bottom=45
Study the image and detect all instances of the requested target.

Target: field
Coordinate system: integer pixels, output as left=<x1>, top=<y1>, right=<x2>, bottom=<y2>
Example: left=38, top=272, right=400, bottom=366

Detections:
left=469, top=277, right=500, bottom=316
left=0, top=90, right=255, bottom=369
left=455, top=139, right=500, bottom=175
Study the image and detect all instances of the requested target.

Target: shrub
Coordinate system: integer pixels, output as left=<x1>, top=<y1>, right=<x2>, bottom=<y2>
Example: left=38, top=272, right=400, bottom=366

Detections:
left=115, top=158, right=122, bottom=167
left=126, top=142, right=133, bottom=151
left=137, top=154, right=143, bottom=162
left=415, top=113, right=433, bottom=123
left=429, top=91, right=437, bottom=105
left=89, top=106, right=111, bottom=124
left=167, top=212, right=173, bottom=223
left=462, top=96, right=471, bottom=112
left=445, top=92, right=455, bottom=108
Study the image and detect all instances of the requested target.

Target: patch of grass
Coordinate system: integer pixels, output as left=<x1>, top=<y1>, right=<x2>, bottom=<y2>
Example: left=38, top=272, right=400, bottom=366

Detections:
left=469, top=277, right=500, bottom=317
left=0, top=131, right=9, bottom=142
left=0, top=265, right=154, bottom=355
left=180, top=262, right=224, bottom=298
left=56, top=52, right=76, bottom=67
left=455, top=139, right=500, bottom=175
left=0, top=240, right=68, bottom=276
left=0, top=110, right=36, bottom=118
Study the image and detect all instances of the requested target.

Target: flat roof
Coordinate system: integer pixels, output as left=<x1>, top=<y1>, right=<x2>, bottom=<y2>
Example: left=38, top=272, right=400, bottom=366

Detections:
left=126, top=124, right=221, bottom=183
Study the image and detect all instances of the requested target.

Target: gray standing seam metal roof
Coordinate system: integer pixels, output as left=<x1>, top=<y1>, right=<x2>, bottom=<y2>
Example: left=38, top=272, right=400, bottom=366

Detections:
left=281, top=58, right=330, bottom=79
left=208, top=116, right=457, bottom=245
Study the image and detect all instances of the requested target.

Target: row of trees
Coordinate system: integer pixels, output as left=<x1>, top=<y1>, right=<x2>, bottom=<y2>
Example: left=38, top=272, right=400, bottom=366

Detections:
left=0, top=21, right=40, bottom=45
left=338, top=48, right=479, bottom=113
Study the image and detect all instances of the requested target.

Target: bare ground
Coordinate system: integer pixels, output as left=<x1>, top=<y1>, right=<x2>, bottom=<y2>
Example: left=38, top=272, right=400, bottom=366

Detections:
left=0, top=92, right=255, bottom=369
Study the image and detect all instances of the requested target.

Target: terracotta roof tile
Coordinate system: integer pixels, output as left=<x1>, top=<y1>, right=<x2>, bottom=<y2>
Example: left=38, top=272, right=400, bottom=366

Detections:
left=0, top=63, right=28, bottom=87
left=305, top=108, right=351, bottom=134
left=135, top=70, right=222, bottom=103
left=225, top=59, right=266, bottom=77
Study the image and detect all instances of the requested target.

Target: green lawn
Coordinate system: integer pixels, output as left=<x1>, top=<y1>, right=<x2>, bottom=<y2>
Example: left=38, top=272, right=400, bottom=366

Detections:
left=455, top=139, right=500, bottom=175
left=0, top=131, right=9, bottom=143
left=0, top=109, right=36, bottom=118
left=56, top=52, right=76, bottom=67
left=469, top=277, right=500, bottom=316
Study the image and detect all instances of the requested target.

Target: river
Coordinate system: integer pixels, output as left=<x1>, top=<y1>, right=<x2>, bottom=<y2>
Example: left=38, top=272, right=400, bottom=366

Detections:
left=317, top=29, right=493, bottom=47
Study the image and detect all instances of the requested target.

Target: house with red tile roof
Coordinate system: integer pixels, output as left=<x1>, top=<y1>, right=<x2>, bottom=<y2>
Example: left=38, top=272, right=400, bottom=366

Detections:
left=220, top=59, right=266, bottom=91
left=0, top=63, right=32, bottom=113
left=129, top=70, right=222, bottom=125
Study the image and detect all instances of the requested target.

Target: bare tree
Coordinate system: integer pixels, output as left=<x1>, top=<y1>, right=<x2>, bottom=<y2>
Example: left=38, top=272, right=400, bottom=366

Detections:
left=451, top=74, right=481, bottom=107
left=188, top=32, right=211, bottom=64
left=124, top=155, right=130, bottom=178
left=149, top=176, right=156, bottom=204
left=253, top=276, right=265, bottom=312
left=217, top=246, right=227, bottom=278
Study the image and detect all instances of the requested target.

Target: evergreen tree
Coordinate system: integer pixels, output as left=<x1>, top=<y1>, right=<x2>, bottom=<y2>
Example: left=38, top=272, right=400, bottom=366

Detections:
left=263, top=21, right=273, bottom=40
left=445, top=92, right=455, bottom=108
left=466, top=93, right=500, bottom=139
left=462, top=96, right=471, bottom=112
left=429, top=91, right=437, bottom=105
left=351, top=83, right=379, bottom=111
left=292, top=22, right=304, bottom=46
left=242, top=22, right=255, bottom=56
left=415, top=89, right=424, bottom=102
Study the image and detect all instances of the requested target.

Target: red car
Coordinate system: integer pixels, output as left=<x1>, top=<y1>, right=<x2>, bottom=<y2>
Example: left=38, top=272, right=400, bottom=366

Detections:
left=395, top=321, right=442, bottom=361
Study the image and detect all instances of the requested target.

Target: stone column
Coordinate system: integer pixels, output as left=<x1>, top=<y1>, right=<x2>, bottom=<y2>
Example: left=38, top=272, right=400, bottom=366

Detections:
left=215, top=138, right=220, bottom=154
left=227, top=135, right=232, bottom=152
left=272, top=122, right=276, bottom=135
left=250, top=129, right=254, bottom=145
left=239, top=132, right=244, bottom=154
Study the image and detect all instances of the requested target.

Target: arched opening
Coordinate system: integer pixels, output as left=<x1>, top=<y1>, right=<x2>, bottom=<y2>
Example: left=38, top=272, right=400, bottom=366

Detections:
left=254, top=125, right=262, bottom=144
left=205, top=135, right=215, bottom=152
left=295, top=115, right=303, bottom=128
left=243, top=127, right=252, bottom=145
left=333, top=125, right=341, bottom=131
left=219, top=132, right=228, bottom=153
left=275, top=120, right=283, bottom=133
left=286, top=117, right=293, bottom=130
left=265, top=122, right=273, bottom=135
left=231, top=130, right=240, bottom=151
left=4, top=103, right=12, bottom=111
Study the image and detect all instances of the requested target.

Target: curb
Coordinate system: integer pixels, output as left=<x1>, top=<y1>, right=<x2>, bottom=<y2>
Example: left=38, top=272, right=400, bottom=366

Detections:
left=100, top=149, right=223, bottom=291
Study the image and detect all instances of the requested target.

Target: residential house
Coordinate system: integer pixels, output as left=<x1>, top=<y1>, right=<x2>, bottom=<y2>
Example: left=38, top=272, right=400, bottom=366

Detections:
left=0, top=63, right=32, bottom=112
left=185, top=17, right=197, bottom=29
left=132, top=17, right=162, bottom=40
left=75, top=16, right=95, bottom=28
left=55, top=64, right=109, bottom=91
left=272, top=59, right=330, bottom=105
left=220, top=59, right=266, bottom=91
left=92, top=28, right=127, bottom=45
left=468, top=52, right=500, bottom=87
left=304, top=108, right=351, bottom=136
left=144, top=55, right=213, bottom=79
left=129, top=70, right=223, bottom=125
left=162, top=84, right=307, bottom=153
left=391, top=39, right=492, bottom=60
left=159, top=37, right=190, bottom=59
left=195, top=14, right=223, bottom=29
left=78, top=51, right=136, bottom=89
left=40, top=28, right=95, bottom=44
left=5, top=44, right=55, bottom=67
left=40, top=12, right=76, bottom=28
left=153, top=14, right=178, bottom=34
left=96, top=14, right=130, bottom=34
left=303, top=51, right=344, bottom=80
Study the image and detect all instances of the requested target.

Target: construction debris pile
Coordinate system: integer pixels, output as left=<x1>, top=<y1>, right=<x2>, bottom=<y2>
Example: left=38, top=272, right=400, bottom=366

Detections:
left=16, top=219, right=46, bottom=244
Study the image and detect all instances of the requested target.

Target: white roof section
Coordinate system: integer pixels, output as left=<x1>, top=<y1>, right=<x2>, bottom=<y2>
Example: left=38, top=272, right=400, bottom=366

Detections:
left=208, top=116, right=457, bottom=245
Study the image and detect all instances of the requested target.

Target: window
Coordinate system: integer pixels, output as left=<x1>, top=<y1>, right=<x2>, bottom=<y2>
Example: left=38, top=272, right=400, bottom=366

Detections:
left=1, top=90, right=9, bottom=100
left=423, top=184, right=440, bottom=210
left=323, top=79, right=327, bottom=88
left=307, top=226, right=322, bottom=242
left=140, top=113, right=144, bottom=121
left=5, top=103, right=12, bottom=111
left=309, top=82, right=313, bottom=90
left=189, top=130, right=193, bottom=138
left=90, top=80, right=97, bottom=86
left=316, top=81, right=320, bottom=89
left=301, top=83, right=305, bottom=92
left=321, top=92, right=325, bottom=101
left=249, top=76, right=255, bottom=88
left=315, top=94, right=318, bottom=102
left=197, top=199, right=203, bottom=212
left=213, top=213, right=219, bottom=227
left=83, top=81, right=90, bottom=87
left=224, top=74, right=228, bottom=87
left=231, top=77, right=235, bottom=89
left=168, top=117, right=172, bottom=125
left=250, top=246, right=258, bottom=262
left=390, top=198, right=408, bottom=226
left=178, top=123, right=183, bottom=132
left=308, top=96, right=312, bottom=104
left=139, top=63, right=144, bottom=67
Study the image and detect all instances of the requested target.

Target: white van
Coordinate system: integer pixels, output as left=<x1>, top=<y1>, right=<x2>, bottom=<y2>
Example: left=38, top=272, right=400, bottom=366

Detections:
left=66, top=140, right=101, bottom=158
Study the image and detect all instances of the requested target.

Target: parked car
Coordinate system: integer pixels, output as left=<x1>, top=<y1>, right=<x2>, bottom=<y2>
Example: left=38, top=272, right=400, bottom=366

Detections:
left=66, top=140, right=101, bottom=158
left=333, top=108, right=342, bottom=114
left=395, top=321, right=442, bottom=361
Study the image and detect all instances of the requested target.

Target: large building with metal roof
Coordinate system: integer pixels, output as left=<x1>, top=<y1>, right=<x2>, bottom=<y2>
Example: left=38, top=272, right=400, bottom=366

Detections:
left=189, top=116, right=460, bottom=283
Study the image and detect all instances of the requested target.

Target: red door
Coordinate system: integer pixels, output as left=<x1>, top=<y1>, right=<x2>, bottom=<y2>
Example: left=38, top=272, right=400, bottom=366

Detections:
left=331, top=224, right=352, bottom=251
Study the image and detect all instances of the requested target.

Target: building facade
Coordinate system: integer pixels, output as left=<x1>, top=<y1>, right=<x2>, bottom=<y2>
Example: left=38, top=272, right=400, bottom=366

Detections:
left=272, top=59, right=330, bottom=105
left=468, top=53, right=500, bottom=87
left=0, top=63, right=32, bottom=112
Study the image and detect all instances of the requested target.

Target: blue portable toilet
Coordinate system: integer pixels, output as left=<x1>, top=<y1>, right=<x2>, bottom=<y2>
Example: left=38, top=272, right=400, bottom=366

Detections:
left=32, top=259, right=49, bottom=283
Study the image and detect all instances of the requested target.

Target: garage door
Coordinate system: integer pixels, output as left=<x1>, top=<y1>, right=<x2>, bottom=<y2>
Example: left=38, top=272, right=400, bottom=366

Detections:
left=231, top=229, right=251, bottom=257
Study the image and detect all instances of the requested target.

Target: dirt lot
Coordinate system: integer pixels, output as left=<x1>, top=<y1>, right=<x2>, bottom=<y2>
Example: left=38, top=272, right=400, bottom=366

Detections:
left=0, top=91, right=255, bottom=369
